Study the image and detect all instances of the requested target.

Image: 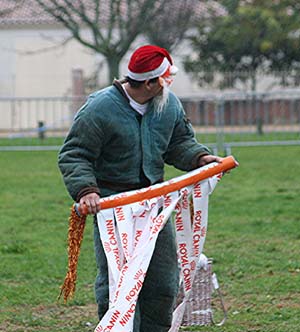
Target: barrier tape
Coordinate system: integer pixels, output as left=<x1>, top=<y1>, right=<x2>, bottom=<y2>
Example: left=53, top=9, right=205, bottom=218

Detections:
left=94, top=170, right=223, bottom=332
left=169, top=176, right=219, bottom=331
left=59, top=156, right=238, bottom=330
left=95, top=193, right=180, bottom=332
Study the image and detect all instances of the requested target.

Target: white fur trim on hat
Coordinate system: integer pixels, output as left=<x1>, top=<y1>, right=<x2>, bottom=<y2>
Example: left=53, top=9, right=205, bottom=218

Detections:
left=127, top=57, right=170, bottom=81
left=170, top=65, right=178, bottom=75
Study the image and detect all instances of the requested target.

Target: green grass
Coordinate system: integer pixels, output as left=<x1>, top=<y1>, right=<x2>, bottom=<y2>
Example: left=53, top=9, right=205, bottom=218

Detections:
left=0, top=146, right=300, bottom=331
left=0, top=130, right=299, bottom=148
left=197, top=131, right=300, bottom=144
left=0, top=137, right=64, bottom=146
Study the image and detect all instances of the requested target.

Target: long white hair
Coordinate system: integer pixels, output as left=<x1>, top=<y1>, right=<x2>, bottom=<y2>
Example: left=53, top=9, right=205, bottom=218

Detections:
left=152, top=79, right=170, bottom=114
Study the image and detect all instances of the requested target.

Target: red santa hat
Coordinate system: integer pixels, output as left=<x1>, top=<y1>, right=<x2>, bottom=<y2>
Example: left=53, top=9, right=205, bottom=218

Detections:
left=127, top=45, right=178, bottom=81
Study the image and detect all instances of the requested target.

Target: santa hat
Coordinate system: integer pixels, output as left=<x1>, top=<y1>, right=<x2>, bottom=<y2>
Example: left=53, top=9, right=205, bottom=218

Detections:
left=127, top=45, right=178, bottom=81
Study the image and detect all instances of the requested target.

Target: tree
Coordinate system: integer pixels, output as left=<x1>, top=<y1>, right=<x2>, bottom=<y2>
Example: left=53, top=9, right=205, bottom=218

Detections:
left=261, top=0, right=300, bottom=86
left=184, top=0, right=300, bottom=91
left=145, top=0, right=198, bottom=52
left=33, top=0, right=168, bottom=83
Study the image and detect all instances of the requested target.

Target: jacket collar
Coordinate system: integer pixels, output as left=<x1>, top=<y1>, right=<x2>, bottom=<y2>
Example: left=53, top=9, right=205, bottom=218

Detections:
left=112, top=79, right=130, bottom=103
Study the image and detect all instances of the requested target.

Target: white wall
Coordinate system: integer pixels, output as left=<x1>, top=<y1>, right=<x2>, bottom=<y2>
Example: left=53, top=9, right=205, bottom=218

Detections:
left=0, top=26, right=210, bottom=99
left=0, top=29, right=17, bottom=96
left=0, top=25, right=286, bottom=100
left=0, top=27, right=98, bottom=97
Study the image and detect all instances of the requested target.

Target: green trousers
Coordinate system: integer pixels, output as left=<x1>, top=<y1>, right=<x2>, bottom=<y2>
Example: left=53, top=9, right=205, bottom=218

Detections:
left=93, top=217, right=179, bottom=332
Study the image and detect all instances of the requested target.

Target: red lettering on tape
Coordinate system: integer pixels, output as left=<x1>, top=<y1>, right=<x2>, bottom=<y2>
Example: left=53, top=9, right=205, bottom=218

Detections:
left=104, top=241, right=111, bottom=253
left=134, top=230, right=142, bottom=244
left=151, top=214, right=164, bottom=234
left=183, top=267, right=191, bottom=292
left=194, top=183, right=202, bottom=198
left=193, top=234, right=201, bottom=256
left=119, top=303, right=136, bottom=327
left=179, top=243, right=189, bottom=267
left=115, top=207, right=125, bottom=222
left=125, top=279, right=144, bottom=302
left=95, top=310, right=121, bottom=332
left=121, top=233, right=128, bottom=253
left=138, top=210, right=146, bottom=218
left=176, top=213, right=184, bottom=232
left=164, top=194, right=172, bottom=208
left=194, top=210, right=202, bottom=231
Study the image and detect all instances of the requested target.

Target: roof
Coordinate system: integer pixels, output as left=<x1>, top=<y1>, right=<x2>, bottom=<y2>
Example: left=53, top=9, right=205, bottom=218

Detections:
left=0, top=0, right=226, bottom=28
left=0, top=0, right=59, bottom=26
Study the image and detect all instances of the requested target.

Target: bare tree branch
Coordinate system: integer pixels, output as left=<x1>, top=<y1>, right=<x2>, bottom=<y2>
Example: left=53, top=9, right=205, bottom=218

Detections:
left=31, top=0, right=181, bottom=82
left=145, top=0, right=199, bottom=52
left=4, top=36, right=73, bottom=56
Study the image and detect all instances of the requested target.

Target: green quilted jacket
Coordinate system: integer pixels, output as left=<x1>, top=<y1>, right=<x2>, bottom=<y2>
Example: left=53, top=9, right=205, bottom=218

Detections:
left=58, top=82, right=210, bottom=201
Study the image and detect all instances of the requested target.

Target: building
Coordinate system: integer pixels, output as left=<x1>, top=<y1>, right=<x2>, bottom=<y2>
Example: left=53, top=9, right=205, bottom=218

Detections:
left=0, top=0, right=208, bottom=99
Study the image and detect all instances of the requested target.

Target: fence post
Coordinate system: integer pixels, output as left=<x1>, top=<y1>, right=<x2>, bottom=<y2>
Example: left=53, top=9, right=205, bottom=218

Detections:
left=255, top=94, right=264, bottom=135
left=71, top=68, right=85, bottom=116
left=215, top=98, right=225, bottom=155
left=38, top=121, right=45, bottom=140
left=11, top=99, right=16, bottom=131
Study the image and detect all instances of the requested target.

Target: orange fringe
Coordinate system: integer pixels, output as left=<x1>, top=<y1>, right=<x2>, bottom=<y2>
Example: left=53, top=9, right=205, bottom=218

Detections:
left=58, top=205, right=86, bottom=302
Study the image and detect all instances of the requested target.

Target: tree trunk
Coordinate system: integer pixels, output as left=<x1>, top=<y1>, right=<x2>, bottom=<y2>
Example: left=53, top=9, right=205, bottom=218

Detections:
left=251, top=72, right=257, bottom=92
left=106, top=55, right=121, bottom=84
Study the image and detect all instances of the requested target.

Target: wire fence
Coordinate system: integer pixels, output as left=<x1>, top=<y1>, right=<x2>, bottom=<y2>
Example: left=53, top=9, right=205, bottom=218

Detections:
left=182, top=90, right=300, bottom=153
left=0, top=96, right=84, bottom=151
left=0, top=90, right=299, bottom=153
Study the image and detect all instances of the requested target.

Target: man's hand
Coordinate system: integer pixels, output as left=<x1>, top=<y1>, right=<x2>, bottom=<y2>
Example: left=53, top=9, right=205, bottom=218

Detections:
left=79, top=192, right=101, bottom=215
left=198, top=154, right=224, bottom=167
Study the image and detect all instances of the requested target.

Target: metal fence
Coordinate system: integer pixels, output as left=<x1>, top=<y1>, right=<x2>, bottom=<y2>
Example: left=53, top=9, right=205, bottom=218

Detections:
left=0, top=96, right=85, bottom=151
left=0, top=90, right=299, bottom=152
left=182, top=90, right=300, bottom=153
left=0, top=96, right=84, bottom=135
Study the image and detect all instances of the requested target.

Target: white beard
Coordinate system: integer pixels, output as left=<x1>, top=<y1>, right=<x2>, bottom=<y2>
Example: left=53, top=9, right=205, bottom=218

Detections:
left=153, top=81, right=170, bottom=114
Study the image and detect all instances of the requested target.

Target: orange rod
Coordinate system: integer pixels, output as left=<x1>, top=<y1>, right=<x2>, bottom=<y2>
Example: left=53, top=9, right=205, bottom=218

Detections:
left=78, top=156, right=238, bottom=215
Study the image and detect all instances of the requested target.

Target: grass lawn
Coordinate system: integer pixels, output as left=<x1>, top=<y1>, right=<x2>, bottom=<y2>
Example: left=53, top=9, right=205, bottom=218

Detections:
left=0, top=131, right=299, bottom=147
left=0, top=146, right=299, bottom=331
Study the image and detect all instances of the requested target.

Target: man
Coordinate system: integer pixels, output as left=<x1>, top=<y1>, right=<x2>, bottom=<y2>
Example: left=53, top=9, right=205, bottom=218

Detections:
left=58, top=45, right=222, bottom=332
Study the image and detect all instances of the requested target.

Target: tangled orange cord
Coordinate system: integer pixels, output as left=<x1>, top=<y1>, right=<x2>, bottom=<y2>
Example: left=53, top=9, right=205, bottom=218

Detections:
left=58, top=205, right=86, bottom=302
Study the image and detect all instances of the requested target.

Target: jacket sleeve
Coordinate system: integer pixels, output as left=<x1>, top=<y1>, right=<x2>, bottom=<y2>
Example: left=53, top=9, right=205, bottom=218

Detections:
left=164, top=100, right=210, bottom=171
left=58, top=108, right=104, bottom=201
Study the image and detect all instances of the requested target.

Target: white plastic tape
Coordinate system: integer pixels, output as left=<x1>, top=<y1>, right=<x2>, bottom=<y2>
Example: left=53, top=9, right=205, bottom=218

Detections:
left=94, top=174, right=221, bottom=332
